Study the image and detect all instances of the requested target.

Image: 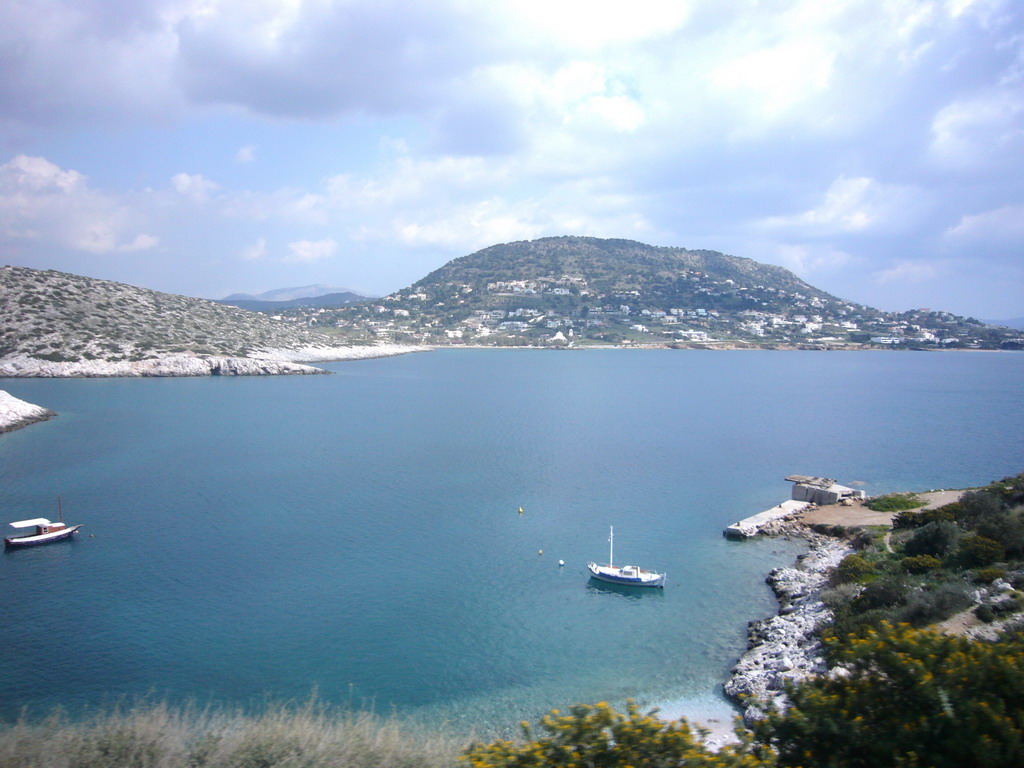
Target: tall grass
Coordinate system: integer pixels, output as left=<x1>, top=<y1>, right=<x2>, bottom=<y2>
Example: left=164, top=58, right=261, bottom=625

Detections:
left=0, top=699, right=464, bottom=768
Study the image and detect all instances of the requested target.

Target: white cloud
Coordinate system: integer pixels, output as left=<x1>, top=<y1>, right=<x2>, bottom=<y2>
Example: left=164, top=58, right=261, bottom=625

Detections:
left=774, top=244, right=853, bottom=275
left=284, top=238, right=336, bottom=263
left=172, top=172, right=220, bottom=202
left=709, top=38, right=837, bottom=125
left=945, top=204, right=1024, bottom=242
left=930, top=89, right=1024, bottom=168
left=236, top=145, right=256, bottom=163
left=874, top=260, right=941, bottom=284
left=0, top=155, right=146, bottom=254
left=498, top=0, right=691, bottom=49
left=117, top=234, right=159, bottom=252
left=760, top=176, right=894, bottom=234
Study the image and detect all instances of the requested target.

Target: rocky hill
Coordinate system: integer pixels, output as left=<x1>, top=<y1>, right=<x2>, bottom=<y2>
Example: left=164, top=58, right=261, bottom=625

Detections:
left=301, top=237, right=1019, bottom=350
left=0, top=266, right=408, bottom=377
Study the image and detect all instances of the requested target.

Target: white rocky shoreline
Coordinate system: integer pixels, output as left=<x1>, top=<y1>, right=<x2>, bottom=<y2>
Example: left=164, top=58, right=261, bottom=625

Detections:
left=0, top=389, right=56, bottom=433
left=0, top=344, right=428, bottom=378
left=723, top=522, right=853, bottom=727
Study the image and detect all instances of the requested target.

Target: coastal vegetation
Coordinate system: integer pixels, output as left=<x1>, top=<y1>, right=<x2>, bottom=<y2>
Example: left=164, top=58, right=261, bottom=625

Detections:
left=0, top=265, right=358, bottom=367
left=821, top=472, right=1024, bottom=642
left=0, top=701, right=462, bottom=768
left=864, top=492, right=922, bottom=512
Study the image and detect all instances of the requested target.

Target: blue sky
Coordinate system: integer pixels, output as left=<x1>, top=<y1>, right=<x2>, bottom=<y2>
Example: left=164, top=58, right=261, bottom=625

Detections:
left=1, top=0, right=1022, bottom=319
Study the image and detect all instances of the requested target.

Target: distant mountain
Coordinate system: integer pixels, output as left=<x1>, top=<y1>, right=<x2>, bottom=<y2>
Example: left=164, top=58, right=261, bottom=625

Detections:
left=317, top=236, right=1020, bottom=349
left=222, top=285, right=363, bottom=302
left=217, top=292, right=366, bottom=312
left=0, top=266, right=350, bottom=367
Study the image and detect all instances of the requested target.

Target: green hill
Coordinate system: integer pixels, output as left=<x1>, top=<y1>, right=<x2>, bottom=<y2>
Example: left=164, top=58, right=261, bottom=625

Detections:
left=319, top=237, right=1016, bottom=349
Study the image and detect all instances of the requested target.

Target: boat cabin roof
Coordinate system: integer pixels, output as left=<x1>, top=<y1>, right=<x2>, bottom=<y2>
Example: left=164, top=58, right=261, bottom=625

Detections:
left=9, top=518, right=52, bottom=529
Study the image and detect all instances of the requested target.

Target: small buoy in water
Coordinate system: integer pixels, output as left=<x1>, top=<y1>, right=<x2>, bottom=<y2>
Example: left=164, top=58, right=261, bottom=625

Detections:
left=558, top=559, right=565, bottom=567
left=518, top=507, right=524, bottom=515
left=538, top=549, right=543, bottom=556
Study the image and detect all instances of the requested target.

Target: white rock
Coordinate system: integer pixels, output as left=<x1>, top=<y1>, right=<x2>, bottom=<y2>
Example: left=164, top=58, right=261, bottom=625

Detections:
left=0, top=389, right=55, bottom=432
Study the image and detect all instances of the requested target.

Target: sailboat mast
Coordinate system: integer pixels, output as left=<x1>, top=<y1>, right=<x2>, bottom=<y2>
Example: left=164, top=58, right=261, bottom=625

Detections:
left=609, top=526, right=614, bottom=566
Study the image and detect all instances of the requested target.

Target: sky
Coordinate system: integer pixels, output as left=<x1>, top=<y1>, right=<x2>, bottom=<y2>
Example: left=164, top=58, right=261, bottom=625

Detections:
left=1, top=0, right=1022, bottom=319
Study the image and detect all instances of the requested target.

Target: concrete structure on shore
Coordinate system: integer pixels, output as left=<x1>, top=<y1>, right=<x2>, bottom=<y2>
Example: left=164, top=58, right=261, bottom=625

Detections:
left=724, top=474, right=865, bottom=538
left=786, top=475, right=865, bottom=505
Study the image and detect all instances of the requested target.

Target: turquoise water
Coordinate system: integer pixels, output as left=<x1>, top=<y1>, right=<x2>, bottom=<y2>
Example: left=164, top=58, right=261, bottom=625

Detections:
left=1, top=350, right=1022, bottom=733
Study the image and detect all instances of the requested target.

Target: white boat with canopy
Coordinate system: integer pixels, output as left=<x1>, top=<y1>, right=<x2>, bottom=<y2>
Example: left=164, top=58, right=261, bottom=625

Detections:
left=5, top=499, right=82, bottom=548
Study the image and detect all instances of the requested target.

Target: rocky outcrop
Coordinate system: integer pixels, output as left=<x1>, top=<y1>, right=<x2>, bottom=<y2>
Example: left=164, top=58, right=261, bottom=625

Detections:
left=0, top=390, right=56, bottom=432
left=724, top=526, right=852, bottom=725
left=0, top=345, right=429, bottom=378
left=0, top=354, right=327, bottom=378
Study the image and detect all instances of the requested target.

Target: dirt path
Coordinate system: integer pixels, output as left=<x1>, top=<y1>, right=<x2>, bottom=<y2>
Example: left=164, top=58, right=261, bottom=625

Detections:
left=798, top=489, right=967, bottom=529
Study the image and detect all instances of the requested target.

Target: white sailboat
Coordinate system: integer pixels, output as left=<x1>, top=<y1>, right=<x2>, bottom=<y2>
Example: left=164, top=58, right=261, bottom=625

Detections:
left=586, top=526, right=665, bottom=588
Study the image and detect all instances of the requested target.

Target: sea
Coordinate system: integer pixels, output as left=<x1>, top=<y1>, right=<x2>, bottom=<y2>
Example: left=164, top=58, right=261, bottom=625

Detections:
left=1, top=349, right=1022, bottom=735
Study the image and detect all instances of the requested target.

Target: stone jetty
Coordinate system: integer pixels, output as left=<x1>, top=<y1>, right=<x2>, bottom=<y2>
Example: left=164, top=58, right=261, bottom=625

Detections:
left=723, top=500, right=811, bottom=538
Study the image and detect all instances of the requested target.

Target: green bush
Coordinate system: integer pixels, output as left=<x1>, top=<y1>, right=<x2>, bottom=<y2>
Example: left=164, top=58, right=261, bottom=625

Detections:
left=974, top=567, right=1008, bottom=583
left=958, top=534, right=1005, bottom=567
left=866, top=493, right=922, bottom=512
left=976, top=603, right=997, bottom=623
left=901, top=554, right=943, bottom=574
left=893, top=503, right=959, bottom=529
left=852, top=576, right=908, bottom=612
left=831, top=554, right=873, bottom=585
left=895, top=581, right=972, bottom=627
left=904, top=520, right=960, bottom=557
left=955, top=490, right=1004, bottom=527
left=463, top=700, right=765, bottom=768
left=755, top=623, right=1024, bottom=768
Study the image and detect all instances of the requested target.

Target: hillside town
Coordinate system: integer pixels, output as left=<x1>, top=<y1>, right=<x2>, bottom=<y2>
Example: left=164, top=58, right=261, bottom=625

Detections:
left=262, top=272, right=1022, bottom=350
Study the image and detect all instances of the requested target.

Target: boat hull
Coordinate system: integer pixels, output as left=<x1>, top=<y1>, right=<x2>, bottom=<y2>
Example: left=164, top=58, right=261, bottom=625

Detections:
left=587, top=562, right=665, bottom=588
left=4, top=525, right=82, bottom=548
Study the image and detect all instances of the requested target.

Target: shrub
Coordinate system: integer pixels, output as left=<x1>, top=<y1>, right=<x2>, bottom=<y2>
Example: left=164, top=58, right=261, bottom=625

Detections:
left=958, top=534, right=1005, bottom=567
left=866, top=493, right=922, bottom=512
left=853, top=576, right=908, bottom=612
left=976, top=603, right=997, bottom=623
left=462, top=700, right=765, bottom=768
left=755, top=623, right=1024, bottom=768
left=893, top=503, right=959, bottom=529
left=955, top=490, right=1004, bottom=528
left=901, top=554, right=942, bottom=574
left=976, top=513, right=1024, bottom=559
left=831, top=554, right=873, bottom=585
left=896, top=581, right=972, bottom=627
left=974, top=567, right=1007, bottom=584
left=904, top=520, right=960, bottom=557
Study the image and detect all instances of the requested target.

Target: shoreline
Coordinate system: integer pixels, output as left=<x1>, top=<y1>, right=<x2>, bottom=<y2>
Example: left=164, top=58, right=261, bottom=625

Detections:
left=0, top=389, right=56, bottom=433
left=716, top=487, right=970, bottom=733
left=0, top=344, right=429, bottom=379
left=723, top=523, right=852, bottom=726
